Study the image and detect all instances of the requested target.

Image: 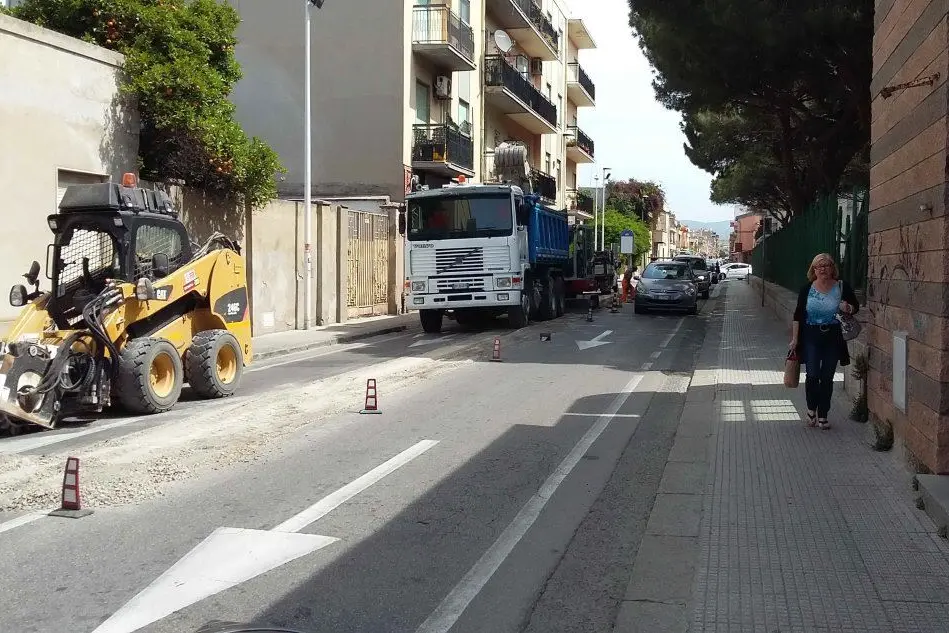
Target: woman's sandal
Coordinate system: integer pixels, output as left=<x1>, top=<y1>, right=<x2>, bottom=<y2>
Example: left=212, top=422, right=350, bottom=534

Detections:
left=805, top=411, right=817, bottom=427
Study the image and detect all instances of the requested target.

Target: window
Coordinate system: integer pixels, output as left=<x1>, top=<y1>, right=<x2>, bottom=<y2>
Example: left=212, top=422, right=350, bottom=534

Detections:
left=546, top=83, right=552, bottom=103
left=459, top=0, right=470, bottom=24
left=134, top=224, right=184, bottom=279
left=556, top=159, right=562, bottom=187
left=557, top=94, right=563, bottom=127
left=545, top=152, right=551, bottom=175
left=458, top=99, right=471, bottom=132
left=415, top=80, right=430, bottom=124
left=407, top=194, right=514, bottom=241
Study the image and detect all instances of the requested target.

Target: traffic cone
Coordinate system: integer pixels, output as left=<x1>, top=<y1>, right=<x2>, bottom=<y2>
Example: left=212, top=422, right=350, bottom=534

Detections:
left=491, top=337, right=502, bottom=362
left=49, top=456, right=93, bottom=518
left=360, top=378, right=382, bottom=414
left=610, top=290, right=620, bottom=313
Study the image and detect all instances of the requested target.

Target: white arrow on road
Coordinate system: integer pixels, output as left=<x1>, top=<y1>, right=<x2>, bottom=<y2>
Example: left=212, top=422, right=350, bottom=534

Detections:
left=92, top=439, right=439, bottom=633
left=410, top=334, right=456, bottom=348
left=575, top=330, right=613, bottom=351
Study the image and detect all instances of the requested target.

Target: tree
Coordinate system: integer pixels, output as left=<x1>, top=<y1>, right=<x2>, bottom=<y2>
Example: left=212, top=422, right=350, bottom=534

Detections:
left=597, top=179, right=666, bottom=225
left=602, top=209, right=652, bottom=258
left=10, top=0, right=285, bottom=208
left=628, top=0, right=872, bottom=218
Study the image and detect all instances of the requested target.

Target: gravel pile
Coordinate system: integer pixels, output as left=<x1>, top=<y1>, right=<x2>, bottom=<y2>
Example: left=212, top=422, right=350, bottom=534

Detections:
left=0, top=355, right=470, bottom=511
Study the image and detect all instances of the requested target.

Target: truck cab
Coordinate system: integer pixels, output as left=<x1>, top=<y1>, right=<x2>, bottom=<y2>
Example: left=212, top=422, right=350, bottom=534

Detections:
left=402, top=180, right=569, bottom=333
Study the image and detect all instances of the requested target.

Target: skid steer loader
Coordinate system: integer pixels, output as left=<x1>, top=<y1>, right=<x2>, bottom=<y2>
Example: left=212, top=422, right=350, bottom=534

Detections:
left=0, top=173, right=253, bottom=433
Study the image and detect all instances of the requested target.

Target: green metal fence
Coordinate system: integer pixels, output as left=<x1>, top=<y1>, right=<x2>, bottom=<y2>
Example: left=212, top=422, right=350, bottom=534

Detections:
left=750, top=188, right=868, bottom=294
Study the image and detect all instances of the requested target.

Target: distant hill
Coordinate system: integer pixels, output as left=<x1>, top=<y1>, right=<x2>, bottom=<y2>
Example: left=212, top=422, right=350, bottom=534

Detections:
left=680, top=219, right=733, bottom=236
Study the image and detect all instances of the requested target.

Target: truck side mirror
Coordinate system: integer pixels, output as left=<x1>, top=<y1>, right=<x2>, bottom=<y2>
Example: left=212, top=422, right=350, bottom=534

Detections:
left=25, top=261, right=40, bottom=287
left=516, top=202, right=530, bottom=226
left=398, top=210, right=406, bottom=236
left=152, top=253, right=170, bottom=279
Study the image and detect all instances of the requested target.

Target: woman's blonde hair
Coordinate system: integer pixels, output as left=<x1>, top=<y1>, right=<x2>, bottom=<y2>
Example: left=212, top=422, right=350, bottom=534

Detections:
left=807, top=253, right=838, bottom=282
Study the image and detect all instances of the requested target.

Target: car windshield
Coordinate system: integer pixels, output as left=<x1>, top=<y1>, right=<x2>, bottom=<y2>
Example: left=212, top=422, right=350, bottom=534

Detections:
left=407, top=193, right=513, bottom=241
left=643, top=263, right=689, bottom=279
left=675, top=257, right=707, bottom=270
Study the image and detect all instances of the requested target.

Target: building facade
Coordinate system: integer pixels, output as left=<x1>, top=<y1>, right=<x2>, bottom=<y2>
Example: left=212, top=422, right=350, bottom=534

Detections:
left=868, top=0, right=949, bottom=473
left=730, top=211, right=761, bottom=263
left=229, top=0, right=596, bottom=209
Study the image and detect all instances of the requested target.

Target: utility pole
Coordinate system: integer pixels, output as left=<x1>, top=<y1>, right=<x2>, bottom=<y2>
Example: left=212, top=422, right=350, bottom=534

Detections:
left=303, top=0, right=325, bottom=329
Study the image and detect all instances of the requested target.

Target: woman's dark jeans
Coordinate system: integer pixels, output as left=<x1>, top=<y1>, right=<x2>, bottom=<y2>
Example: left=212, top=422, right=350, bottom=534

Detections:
left=803, top=326, right=840, bottom=418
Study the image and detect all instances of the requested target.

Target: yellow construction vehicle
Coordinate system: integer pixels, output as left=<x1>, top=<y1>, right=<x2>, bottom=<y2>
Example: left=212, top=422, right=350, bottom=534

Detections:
left=0, top=174, right=252, bottom=433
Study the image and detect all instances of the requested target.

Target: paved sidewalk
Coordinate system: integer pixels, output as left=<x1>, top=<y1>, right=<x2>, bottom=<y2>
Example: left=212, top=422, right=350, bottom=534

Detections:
left=617, top=280, right=949, bottom=632
left=253, top=312, right=416, bottom=361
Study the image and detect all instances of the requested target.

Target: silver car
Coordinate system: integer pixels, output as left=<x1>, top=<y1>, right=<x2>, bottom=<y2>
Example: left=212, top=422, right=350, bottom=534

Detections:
left=634, top=260, right=699, bottom=315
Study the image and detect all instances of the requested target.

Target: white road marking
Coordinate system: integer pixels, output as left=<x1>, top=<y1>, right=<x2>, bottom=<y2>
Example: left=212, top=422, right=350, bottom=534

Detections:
left=414, top=375, right=644, bottom=633
left=272, top=439, right=439, bottom=533
left=575, top=329, right=613, bottom=351
left=641, top=362, right=653, bottom=370
left=650, top=351, right=661, bottom=359
left=563, top=412, right=641, bottom=418
left=660, top=318, right=685, bottom=348
left=409, top=334, right=457, bottom=348
left=0, top=508, right=55, bottom=535
left=92, top=439, right=439, bottom=633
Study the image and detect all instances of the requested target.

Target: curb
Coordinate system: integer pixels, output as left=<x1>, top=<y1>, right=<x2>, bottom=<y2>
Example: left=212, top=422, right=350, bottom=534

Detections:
left=253, top=323, right=411, bottom=362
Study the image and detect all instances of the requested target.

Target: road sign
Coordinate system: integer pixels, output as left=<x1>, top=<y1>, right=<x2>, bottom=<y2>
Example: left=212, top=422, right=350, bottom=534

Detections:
left=620, top=229, right=634, bottom=236
left=620, top=233, right=634, bottom=254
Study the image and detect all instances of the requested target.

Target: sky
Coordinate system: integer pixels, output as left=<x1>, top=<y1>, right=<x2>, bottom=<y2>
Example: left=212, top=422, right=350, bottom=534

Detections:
left=567, top=0, right=738, bottom=223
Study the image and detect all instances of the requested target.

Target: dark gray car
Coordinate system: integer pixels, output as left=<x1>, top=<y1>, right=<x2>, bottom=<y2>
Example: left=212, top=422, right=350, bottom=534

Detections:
left=633, top=260, right=699, bottom=315
left=672, top=255, right=711, bottom=299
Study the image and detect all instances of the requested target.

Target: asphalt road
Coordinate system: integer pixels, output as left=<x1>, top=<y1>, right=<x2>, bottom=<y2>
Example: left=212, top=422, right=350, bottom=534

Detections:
left=0, top=288, right=720, bottom=633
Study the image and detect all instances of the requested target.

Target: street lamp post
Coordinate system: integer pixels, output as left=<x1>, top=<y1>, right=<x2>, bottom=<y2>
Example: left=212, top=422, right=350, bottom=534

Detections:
left=303, top=0, right=325, bottom=329
left=593, top=173, right=600, bottom=250
left=600, top=167, right=611, bottom=251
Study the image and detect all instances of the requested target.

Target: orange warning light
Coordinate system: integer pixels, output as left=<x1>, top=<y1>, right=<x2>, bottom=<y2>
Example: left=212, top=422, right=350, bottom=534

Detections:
left=122, top=173, right=138, bottom=187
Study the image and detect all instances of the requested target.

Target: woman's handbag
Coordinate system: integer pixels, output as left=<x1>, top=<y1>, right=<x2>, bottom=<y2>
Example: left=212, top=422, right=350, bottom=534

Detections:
left=836, top=280, right=862, bottom=341
left=784, top=350, right=801, bottom=388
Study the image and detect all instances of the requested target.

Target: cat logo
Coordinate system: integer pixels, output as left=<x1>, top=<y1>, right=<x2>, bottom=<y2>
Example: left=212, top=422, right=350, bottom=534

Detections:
left=155, top=288, right=169, bottom=301
left=226, top=302, right=241, bottom=316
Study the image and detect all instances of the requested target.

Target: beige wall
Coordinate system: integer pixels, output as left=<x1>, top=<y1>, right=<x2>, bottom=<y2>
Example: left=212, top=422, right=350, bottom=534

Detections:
left=231, top=0, right=406, bottom=200
left=0, top=14, right=139, bottom=327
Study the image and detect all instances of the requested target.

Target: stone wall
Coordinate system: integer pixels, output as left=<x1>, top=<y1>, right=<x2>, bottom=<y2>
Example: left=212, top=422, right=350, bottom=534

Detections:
left=869, top=0, right=949, bottom=472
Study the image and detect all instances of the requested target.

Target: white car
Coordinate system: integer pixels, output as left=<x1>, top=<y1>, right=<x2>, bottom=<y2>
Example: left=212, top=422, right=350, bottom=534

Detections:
left=723, top=262, right=752, bottom=279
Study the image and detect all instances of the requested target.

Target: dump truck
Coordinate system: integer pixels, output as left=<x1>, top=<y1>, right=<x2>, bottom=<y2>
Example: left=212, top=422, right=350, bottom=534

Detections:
left=400, top=142, right=571, bottom=332
left=0, top=174, right=252, bottom=433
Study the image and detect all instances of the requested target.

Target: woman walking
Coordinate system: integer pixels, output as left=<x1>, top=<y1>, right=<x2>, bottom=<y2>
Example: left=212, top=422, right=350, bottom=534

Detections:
left=789, top=253, right=859, bottom=429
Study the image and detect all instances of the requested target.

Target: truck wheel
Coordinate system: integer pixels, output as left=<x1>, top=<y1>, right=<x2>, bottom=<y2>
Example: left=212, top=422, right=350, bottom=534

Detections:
left=539, top=275, right=556, bottom=321
left=115, top=338, right=183, bottom=414
left=509, top=293, right=529, bottom=329
left=186, top=330, right=244, bottom=399
left=420, top=309, right=443, bottom=333
left=554, top=278, right=566, bottom=317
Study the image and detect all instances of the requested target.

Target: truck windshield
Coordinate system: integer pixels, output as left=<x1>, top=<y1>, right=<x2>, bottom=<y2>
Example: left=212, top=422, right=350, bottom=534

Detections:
left=407, top=193, right=513, bottom=241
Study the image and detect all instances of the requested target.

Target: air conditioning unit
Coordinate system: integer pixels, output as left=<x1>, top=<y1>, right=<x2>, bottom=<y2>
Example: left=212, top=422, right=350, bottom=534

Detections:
left=529, top=58, right=543, bottom=76
left=434, top=76, right=451, bottom=100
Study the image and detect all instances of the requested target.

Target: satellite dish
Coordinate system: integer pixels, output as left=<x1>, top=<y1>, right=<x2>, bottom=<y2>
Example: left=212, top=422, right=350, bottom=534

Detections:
left=494, top=30, right=514, bottom=53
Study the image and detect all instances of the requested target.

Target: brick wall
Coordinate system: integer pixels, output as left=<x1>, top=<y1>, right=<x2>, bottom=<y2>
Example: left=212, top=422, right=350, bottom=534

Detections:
left=868, top=0, right=949, bottom=472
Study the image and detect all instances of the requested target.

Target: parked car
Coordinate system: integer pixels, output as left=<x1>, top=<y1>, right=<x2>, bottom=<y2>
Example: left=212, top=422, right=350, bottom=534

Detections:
left=723, top=262, right=752, bottom=279
left=633, top=260, right=699, bottom=315
left=672, top=255, right=711, bottom=299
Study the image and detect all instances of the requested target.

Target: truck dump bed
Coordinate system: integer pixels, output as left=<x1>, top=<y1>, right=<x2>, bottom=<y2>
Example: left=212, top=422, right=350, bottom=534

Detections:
left=527, top=197, right=569, bottom=265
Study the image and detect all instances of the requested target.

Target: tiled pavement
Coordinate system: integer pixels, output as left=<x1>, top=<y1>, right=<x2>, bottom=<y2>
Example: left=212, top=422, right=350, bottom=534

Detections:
left=690, top=280, right=949, bottom=632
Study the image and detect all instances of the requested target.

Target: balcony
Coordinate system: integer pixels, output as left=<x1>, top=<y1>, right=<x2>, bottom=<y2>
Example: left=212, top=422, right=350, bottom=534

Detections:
left=531, top=169, right=556, bottom=203
left=412, top=5, right=476, bottom=72
left=567, top=18, right=596, bottom=49
left=484, top=55, right=557, bottom=134
left=566, top=125, right=594, bottom=163
left=412, top=123, right=475, bottom=177
left=485, top=0, right=559, bottom=61
left=567, top=63, right=595, bottom=107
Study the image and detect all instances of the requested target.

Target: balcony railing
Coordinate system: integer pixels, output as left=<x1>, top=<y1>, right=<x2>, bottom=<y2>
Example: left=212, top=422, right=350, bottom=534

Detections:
left=524, top=0, right=559, bottom=51
left=412, top=5, right=475, bottom=65
left=567, top=63, right=596, bottom=101
left=484, top=55, right=557, bottom=128
left=412, top=123, right=474, bottom=172
left=531, top=169, right=557, bottom=202
left=568, top=126, right=594, bottom=157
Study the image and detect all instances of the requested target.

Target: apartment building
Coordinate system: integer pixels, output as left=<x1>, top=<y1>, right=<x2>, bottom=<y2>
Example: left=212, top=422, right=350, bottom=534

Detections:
left=229, top=0, right=596, bottom=208
left=651, top=209, right=684, bottom=259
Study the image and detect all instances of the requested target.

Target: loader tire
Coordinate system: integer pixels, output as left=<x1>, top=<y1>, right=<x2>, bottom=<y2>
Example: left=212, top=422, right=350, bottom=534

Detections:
left=186, top=330, right=244, bottom=399
left=116, top=338, right=184, bottom=414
